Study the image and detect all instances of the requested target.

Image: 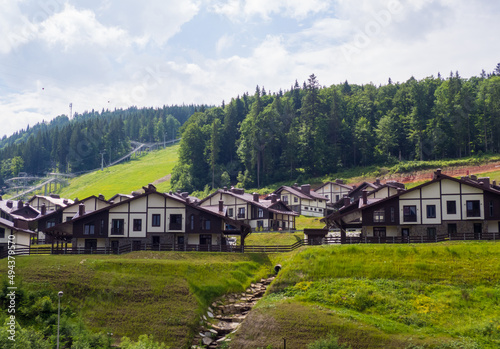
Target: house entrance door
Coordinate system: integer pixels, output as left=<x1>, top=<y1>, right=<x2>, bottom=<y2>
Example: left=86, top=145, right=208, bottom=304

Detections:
left=474, top=223, right=482, bottom=240
left=85, top=239, right=97, bottom=253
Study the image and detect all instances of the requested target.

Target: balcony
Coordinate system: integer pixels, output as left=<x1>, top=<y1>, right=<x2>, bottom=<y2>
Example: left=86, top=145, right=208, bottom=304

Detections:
left=110, top=228, right=124, bottom=235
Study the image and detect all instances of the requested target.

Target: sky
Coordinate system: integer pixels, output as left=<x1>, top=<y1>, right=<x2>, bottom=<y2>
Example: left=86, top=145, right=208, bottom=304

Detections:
left=0, top=0, right=499, bottom=138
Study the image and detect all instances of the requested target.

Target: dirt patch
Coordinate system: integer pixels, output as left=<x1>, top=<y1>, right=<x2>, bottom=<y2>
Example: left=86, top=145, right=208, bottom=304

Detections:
left=355, top=162, right=500, bottom=186
left=152, top=174, right=171, bottom=185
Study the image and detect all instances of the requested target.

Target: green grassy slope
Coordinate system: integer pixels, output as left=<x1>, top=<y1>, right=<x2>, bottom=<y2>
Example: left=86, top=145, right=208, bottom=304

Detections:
left=58, top=145, right=179, bottom=200
left=1, top=252, right=274, bottom=348
left=231, top=241, right=500, bottom=348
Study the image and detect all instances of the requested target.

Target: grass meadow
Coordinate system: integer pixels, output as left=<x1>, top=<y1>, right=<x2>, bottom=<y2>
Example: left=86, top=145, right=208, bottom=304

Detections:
left=0, top=251, right=273, bottom=348
left=231, top=241, right=500, bottom=348
left=57, top=144, right=179, bottom=200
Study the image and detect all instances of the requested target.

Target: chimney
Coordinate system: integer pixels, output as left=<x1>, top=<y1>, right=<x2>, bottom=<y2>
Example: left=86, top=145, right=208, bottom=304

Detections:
left=185, top=198, right=190, bottom=204
left=494, top=180, right=497, bottom=187
left=362, top=190, right=368, bottom=205
left=343, top=196, right=350, bottom=207
left=335, top=179, right=344, bottom=184
left=271, top=194, right=277, bottom=203
left=74, top=197, right=79, bottom=203
left=293, top=183, right=299, bottom=188
left=17, top=200, right=23, bottom=209
left=63, top=199, right=68, bottom=205
left=470, top=175, right=477, bottom=181
left=301, top=184, right=311, bottom=195
left=375, top=178, right=381, bottom=186
left=98, top=194, right=105, bottom=201
left=41, top=204, right=47, bottom=215
left=434, top=168, right=442, bottom=180
left=223, top=186, right=228, bottom=191
left=479, top=177, right=490, bottom=187
left=6, top=200, right=12, bottom=208
left=78, top=203, right=85, bottom=216
left=253, top=192, right=259, bottom=202
left=218, top=200, right=224, bottom=212
left=352, top=185, right=357, bottom=190
left=181, top=192, right=189, bottom=198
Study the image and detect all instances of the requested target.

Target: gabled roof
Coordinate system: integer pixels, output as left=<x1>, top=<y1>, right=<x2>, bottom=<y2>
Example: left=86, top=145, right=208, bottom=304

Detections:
left=0, top=199, right=40, bottom=220
left=199, top=188, right=298, bottom=215
left=34, top=195, right=111, bottom=221
left=28, top=194, right=74, bottom=207
left=273, top=185, right=328, bottom=201
left=314, top=181, right=353, bottom=192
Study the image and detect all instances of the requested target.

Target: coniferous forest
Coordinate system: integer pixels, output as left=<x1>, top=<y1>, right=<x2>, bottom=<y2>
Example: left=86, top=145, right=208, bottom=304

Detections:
left=1, top=67, right=500, bottom=193
left=0, top=105, right=198, bottom=185
left=171, top=68, right=500, bottom=192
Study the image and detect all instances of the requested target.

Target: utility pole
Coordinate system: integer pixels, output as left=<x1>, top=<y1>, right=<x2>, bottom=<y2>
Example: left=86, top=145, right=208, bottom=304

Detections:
left=100, top=150, right=106, bottom=171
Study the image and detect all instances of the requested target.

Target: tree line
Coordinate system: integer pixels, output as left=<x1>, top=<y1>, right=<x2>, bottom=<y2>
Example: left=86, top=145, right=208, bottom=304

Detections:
left=171, top=65, right=500, bottom=192
left=0, top=105, right=200, bottom=185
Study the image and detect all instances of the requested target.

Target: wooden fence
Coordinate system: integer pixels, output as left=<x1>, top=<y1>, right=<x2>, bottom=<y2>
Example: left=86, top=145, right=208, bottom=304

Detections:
left=1, top=232, right=499, bottom=259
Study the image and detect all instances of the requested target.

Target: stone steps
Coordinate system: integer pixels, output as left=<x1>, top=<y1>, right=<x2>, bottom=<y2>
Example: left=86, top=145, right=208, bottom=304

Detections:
left=191, top=276, right=275, bottom=348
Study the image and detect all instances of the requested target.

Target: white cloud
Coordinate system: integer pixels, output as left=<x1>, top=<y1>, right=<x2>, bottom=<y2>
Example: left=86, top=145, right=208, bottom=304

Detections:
left=211, top=0, right=331, bottom=21
left=215, top=34, right=234, bottom=55
left=39, top=4, right=132, bottom=50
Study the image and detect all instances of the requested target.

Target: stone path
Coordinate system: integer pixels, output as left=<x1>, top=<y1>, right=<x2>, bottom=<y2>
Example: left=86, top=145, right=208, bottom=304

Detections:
left=191, top=276, right=275, bottom=348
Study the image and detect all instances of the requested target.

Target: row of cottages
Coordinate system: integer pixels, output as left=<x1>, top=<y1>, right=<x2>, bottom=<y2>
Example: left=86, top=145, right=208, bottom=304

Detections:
left=323, top=170, right=500, bottom=239
left=0, top=197, right=38, bottom=254
left=198, top=187, right=298, bottom=231
left=272, top=184, right=328, bottom=217
left=42, top=184, right=250, bottom=251
left=312, top=178, right=405, bottom=214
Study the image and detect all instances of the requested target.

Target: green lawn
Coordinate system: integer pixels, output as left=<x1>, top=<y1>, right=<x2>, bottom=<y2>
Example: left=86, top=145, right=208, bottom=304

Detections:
left=0, top=251, right=274, bottom=348
left=245, top=231, right=304, bottom=246
left=231, top=241, right=500, bottom=348
left=57, top=145, right=179, bottom=200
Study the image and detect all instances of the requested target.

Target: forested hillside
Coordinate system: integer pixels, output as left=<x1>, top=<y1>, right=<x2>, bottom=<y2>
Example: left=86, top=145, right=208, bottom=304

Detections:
left=0, top=105, right=201, bottom=185
left=171, top=68, right=500, bottom=192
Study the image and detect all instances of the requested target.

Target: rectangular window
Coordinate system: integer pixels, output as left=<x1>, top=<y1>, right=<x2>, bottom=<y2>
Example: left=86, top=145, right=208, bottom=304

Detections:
left=205, top=219, right=211, bottom=230
left=0, top=227, right=5, bottom=238
left=446, top=201, right=456, bottom=215
left=448, top=223, right=457, bottom=236
left=111, top=219, right=124, bottom=235
left=46, top=219, right=56, bottom=228
left=133, top=219, right=142, bottom=231
left=257, top=220, right=264, bottom=228
left=84, top=223, right=95, bottom=235
left=403, top=206, right=417, bottom=222
left=258, top=208, right=264, bottom=218
left=282, top=195, right=288, bottom=203
left=427, top=227, right=436, bottom=239
left=152, top=214, right=161, bottom=227
left=335, top=195, right=340, bottom=202
left=294, top=197, right=298, bottom=203
left=238, top=207, right=245, bottom=219
left=466, top=200, right=481, bottom=217
left=390, top=207, right=395, bottom=223
left=373, top=209, right=385, bottom=223
left=100, top=219, right=105, bottom=235
left=228, top=208, right=233, bottom=217
left=490, top=201, right=494, bottom=217
left=373, top=227, right=386, bottom=238
left=169, top=214, right=182, bottom=230
left=426, top=205, right=436, bottom=219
